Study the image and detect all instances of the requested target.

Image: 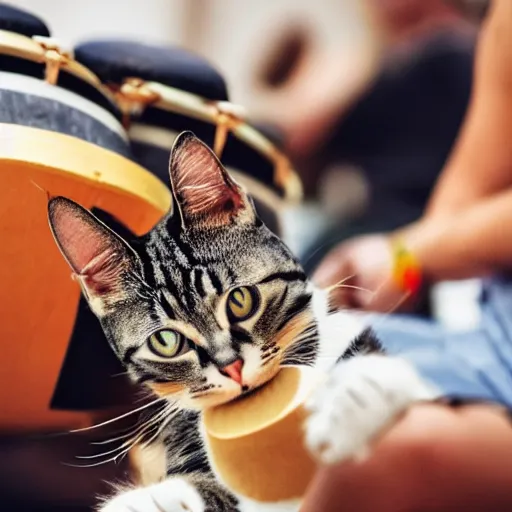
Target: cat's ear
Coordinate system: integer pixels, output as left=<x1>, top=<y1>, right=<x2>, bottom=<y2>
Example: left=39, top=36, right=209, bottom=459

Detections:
left=168, top=131, right=253, bottom=229
left=48, top=197, right=138, bottom=302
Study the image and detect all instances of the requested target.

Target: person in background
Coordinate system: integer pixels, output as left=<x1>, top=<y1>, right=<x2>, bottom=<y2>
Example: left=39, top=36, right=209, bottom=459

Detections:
left=273, top=0, right=475, bottom=159
left=313, top=0, right=507, bottom=313
left=302, top=1, right=512, bottom=511
left=284, top=0, right=479, bottom=271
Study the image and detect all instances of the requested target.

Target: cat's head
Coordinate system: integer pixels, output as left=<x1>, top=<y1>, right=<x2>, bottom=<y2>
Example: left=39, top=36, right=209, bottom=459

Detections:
left=48, top=132, right=318, bottom=409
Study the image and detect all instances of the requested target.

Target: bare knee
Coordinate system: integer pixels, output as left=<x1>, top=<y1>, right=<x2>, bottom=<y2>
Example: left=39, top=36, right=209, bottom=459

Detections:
left=303, top=403, right=512, bottom=512
left=370, top=403, right=512, bottom=510
left=301, top=407, right=447, bottom=512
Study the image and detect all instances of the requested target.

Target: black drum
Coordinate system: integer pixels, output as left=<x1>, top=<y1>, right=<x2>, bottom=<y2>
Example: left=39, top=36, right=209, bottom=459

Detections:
left=75, top=40, right=302, bottom=238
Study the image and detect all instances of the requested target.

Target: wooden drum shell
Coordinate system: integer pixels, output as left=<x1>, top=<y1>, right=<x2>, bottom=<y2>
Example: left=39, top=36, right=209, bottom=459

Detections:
left=0, top=124, right=171, bottom=431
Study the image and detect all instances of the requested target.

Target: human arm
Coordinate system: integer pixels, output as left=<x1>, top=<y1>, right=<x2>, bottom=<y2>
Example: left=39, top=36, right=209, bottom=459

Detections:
left=314, top=188, right=512, bottom=311
left=313, top=0, right=512, bottom=310
left=426, top=0, right=512, bottom=219
left=400, top=187, right=512, bottom=282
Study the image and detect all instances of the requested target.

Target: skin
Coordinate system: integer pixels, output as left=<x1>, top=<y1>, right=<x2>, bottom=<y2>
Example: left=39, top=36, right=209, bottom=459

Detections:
left=305, top=1, right=512, bottom=510
left=302, top=404, right=512, bottom=512
left=314, top=0, right=512, bottom=311
left=426, top=0, right=512, bottom=219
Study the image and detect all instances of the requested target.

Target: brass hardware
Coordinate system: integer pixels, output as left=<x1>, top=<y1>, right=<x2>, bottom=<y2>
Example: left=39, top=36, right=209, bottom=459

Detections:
left=112, top=78, right=161, bottom=128
left=33, top=36, right=72, bottom=85
left=212, top=101, right=245, bottom=158
left=273, top=151, right=292, bottom=191
left=0, top=30, right=113, bottom=102
left=0, top=29, right=302, bottom=201
left=121, top=80, right=302, bottom=199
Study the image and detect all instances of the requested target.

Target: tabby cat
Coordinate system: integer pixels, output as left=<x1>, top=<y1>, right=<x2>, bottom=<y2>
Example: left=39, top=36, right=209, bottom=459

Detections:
left=48, top=131, right=437, bottom=512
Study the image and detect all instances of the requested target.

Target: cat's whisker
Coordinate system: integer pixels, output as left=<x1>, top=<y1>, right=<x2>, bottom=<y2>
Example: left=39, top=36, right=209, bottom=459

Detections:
left=77, top=443, right=135, bottom=460
left=80, top=405, right=175, bottom=464
left=112, top=408, right=177, bottom=464
left=326, top=274, right=375, bottom=298
left=140, top=412, right=174, bottom=450
left=324, top=275, right=377, bottom=313
left=69, top=396, right=165, bottom=434
left=90, top=432, right=136, bottom=446
left=29, top=179, right=49, bottom=198
left=190, top=391, right=214, bottom=399
left=302, top=238, right=339, bottom=268
left=385, top=291, right=410, bottom=315
left=327, top=274, right=354, bottom=289
left=62, top=456, right=127, bottom=469
left=87, top=408, right=168, bottom=453
left=365, top=288, right=411, bottom=325
left=110, top=371, right=130, bottom=378
left=330, top=283, right=375, bottom=295
left=132, top=388, right=159, bottom=404
left=349, top=275, right=411, bottom=320
left=90, top=414, right=162, bottom=446
left=280, top=323, right=319, bottom=367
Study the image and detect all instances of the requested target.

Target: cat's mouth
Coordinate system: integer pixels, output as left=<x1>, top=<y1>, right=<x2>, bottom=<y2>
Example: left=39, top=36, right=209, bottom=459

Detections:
left=237, top=385, right=262, bottom=401
left=230, top=370, right=281, bottom=404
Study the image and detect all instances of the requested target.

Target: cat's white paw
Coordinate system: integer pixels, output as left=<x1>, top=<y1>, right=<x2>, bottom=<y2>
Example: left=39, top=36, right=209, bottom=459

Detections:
left=304, top=355, right=439, bottom=465
left=99, top=478, right=204, bottom=512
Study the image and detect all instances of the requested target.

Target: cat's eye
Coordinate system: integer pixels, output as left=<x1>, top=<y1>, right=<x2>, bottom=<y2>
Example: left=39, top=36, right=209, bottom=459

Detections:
left=147, top=329, right=188, bottom=358
left=226, top=286, right=260, bottom=323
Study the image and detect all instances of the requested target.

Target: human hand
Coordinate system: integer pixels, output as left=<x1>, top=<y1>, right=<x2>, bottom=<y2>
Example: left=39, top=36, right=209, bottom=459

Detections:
left=312, top=234, right=417, bottom=312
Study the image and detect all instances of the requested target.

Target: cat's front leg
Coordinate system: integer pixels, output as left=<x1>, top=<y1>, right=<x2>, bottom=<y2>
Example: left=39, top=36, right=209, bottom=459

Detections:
left=99, top=477, right=204, bottom=512
left=304, top=354, right=440, bottom=465
left=99, top=472, right=239, bottom=512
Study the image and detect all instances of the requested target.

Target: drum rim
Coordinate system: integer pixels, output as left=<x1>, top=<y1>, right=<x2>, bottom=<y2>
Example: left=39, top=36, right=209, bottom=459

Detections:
left=0, top=29, right=121, bottom=119
left=116, top=80, right=303, bottom=202
left=0, top=29, right=303, bottom=203
left=0, top=122, right=172, bottom=218
left=128, top=122, right=287, bottom=212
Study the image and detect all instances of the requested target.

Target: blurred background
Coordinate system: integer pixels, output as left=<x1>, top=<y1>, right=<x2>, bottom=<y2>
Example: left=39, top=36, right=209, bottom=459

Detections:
left=16, top=0, right=483, bottom=260
left=2, top=0, right=488, bottom=510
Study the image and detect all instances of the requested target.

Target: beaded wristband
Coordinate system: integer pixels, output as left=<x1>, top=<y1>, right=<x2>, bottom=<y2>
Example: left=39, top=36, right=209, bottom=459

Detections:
left=389, top=237, right=423, bottom=295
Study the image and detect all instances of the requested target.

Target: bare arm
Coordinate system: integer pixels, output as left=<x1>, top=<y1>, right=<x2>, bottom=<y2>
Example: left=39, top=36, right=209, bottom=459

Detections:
left=403, top=187, right=512, bottom=282
left=313, top=0, right=512, bottom=309
left=425, top=0, right=512, bottom=219
left=400, top=0, right=512, bottom=281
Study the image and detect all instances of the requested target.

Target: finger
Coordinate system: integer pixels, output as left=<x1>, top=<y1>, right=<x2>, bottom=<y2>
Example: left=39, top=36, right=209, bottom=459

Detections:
left=317, top=261, right=362, bottom=310
left=312, top=246, right=352, bottom=288
left=328, top=282, right=360, bottom=310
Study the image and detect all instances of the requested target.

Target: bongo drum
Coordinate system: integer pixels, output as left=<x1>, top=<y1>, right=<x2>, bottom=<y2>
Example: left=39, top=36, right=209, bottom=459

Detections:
left=75, top=40, right=302, bottom=238
left=0, top=5, right=171, bottom=431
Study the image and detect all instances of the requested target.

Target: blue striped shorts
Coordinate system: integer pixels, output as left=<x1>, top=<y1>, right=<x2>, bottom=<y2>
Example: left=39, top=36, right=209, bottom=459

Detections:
left=365, top=277, right=512, bottom=409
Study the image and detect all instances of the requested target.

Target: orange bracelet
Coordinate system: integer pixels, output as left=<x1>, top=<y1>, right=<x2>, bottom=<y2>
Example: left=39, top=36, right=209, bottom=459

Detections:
left=389, top=237, right=423, bottom=295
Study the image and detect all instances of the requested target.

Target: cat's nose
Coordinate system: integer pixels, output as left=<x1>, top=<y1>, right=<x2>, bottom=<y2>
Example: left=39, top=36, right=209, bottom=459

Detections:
left=219, top=358, right=244, bottom=384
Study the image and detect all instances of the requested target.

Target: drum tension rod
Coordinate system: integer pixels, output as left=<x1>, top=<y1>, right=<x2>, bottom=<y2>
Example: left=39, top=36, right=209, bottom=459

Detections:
left=114, top=78, right=161, bottom=129
left=212, top=101, right=245, bottom=159
left=33, top=36, right=72, bottom=85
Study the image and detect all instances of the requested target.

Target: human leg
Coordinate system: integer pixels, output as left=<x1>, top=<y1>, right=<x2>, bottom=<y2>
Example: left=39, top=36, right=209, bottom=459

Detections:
left=302, top=403, right=512, bottom=512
